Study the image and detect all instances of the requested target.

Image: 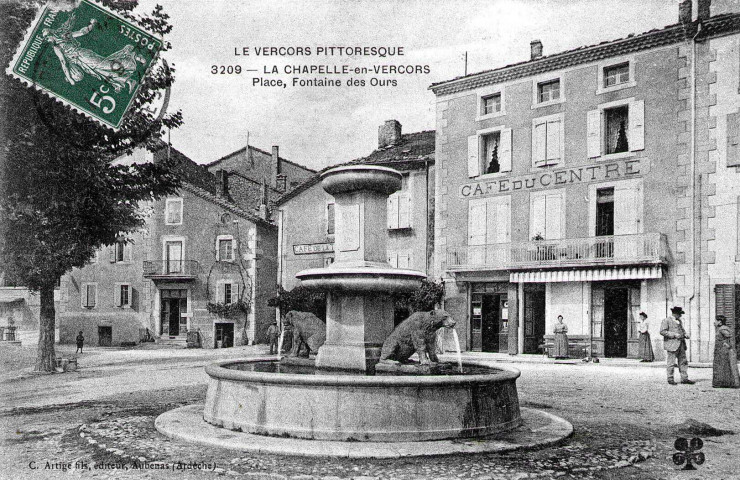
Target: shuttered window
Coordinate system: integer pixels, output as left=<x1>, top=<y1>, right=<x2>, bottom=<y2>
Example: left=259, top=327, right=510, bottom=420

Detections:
left=727, top=112, right=740, bottom=167
left=533, top=116, right=562, bottom=167
left=326, top=203, right=335, bottom=235
left=530, top=191, right=564, bottom=240
left=587, top=100, right=644, bottom=157
left=468, top=196, right=511, bottom=265
left=82, top=283, right=97, bottom=308
left=715, top=284, right=738, bottom=351
left=467, top=128, right=512, bottom=177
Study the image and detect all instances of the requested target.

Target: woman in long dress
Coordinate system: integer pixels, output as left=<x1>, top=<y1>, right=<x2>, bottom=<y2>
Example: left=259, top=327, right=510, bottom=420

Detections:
left=712, top=315, right=740, bottom=388
left=553, top=315, right=568, bottom=359
left=637, top=312, right=654, bottom=362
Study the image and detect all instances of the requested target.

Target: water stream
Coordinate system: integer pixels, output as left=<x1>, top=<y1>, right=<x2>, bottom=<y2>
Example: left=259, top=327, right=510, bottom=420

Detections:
left=276, top=328, right=286, bottom=360
left=451, top=328, right=463, bottom=373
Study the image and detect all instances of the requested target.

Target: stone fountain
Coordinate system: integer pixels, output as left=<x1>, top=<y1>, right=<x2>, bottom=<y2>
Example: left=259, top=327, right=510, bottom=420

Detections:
left=156, top=165, right=572, bottom=457
left=295, top=165, right=426, bottom=371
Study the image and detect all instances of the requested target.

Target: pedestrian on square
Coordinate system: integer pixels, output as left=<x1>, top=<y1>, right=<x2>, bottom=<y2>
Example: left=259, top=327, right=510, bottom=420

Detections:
left=637, top=312, right=654, bottom=362
left=75, top=331, right=84, bottom=354
left=267, top=321, right=280, bottom=355
left=553, top=315, right=569, bottom=359
left=712, top=315, right=740, bottom=388
left=660, top=306, right=694, bottom=385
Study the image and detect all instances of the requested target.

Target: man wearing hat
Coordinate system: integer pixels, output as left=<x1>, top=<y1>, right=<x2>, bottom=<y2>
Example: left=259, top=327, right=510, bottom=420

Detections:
left=660, top=306, right=694, bottom=385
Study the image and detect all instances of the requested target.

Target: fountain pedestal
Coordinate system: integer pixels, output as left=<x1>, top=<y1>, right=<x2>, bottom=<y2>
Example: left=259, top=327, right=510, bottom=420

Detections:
left=296, top=165, right=425, bottom=372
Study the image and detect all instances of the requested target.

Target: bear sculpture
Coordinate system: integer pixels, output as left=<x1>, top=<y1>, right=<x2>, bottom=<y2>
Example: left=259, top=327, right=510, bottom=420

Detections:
left=283, top=311, right=326, bottom=358
left=379, top=309, right=456, bottom=365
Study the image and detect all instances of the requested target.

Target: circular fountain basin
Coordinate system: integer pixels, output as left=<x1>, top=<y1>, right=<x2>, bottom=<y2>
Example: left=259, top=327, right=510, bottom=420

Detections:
left=203, top=358, right=522, bottom=442
left=296, top=266, right=426, bottom=293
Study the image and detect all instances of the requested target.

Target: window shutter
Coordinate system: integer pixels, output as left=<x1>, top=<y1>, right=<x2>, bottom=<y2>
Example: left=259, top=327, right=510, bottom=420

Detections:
left=499, top=128, right=512, bottom=172
left=398, top=193, right=411, bottom=228
left=124, top=243, right=132, bottom=262
left=232, top=283, right=240, bottom=304
left=614, top=184, right=640, bottom=235
left=545, top=194, right=563, bottom=240
left=468, top=201, right=487, bottom=245
left=387, top=194, right=399, bottom=229
left=217, top=283, right=223, bottom=305
left=546, top=120, right=561, bottom=162
left=534, top=123, right=547, bottom=165
left=398, top=253, right=410, bottom=269
left=114, top=284, right=121, bottom=307
left=629, top=100, right=645, bottom=151
left=387, top=252, right=398, bottom=268
left=587, top=109, right=601, bottom=158
left=727, top=112, right=740, bottom=167
left=496, top=199, right=510, bottom=243
left=715, top=284, right=737, bottom=350
left=467, top=135, right=480, bottom=177
left=109, top=246, right=116, bottom=263
left=90, top=285, right=96, bottom=307
left=530, top=195, right=547, bottom=239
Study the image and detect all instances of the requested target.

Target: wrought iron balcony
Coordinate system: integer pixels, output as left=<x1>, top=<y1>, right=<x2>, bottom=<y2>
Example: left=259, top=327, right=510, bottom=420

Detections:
left=143, top=260, right=200, bottom=280
left=446, top=233, right=669, bottom=271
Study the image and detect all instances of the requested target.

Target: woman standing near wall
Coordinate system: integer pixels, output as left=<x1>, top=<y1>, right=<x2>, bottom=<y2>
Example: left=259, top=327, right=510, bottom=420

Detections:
left=637, top=312, right=654, bottom=362
left=553, top=315, right=568, bottom=359
left=712, top=315, right=740, bottom=388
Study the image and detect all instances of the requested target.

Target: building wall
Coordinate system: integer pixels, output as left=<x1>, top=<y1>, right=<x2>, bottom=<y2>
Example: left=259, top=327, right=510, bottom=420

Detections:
left=279, top=167, right=434, bottom=293
left=59, top=225, right=149, bottom=347
left=59, top=187, right=277, bottom=348
left=435, top=44, right=688, bottom=352
left=209, top=147, right=314, bottom=190
left=706, top=32, right=740, bottom=354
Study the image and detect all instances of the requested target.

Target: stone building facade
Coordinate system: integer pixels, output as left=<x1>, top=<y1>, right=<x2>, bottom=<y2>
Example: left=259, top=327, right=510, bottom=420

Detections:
left=276, top=121, right=435, bottom=295
left=431, top=0, right=740, bottom=361
left=58, top=146, right=279, bottom=348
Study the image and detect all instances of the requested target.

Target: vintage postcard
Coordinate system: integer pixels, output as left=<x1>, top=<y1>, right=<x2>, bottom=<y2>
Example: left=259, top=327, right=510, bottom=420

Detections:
left=2, top=1, right=740, bottom=479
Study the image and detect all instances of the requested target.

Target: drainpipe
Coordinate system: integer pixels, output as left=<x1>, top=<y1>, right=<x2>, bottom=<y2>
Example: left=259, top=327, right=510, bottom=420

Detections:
left=688, top=21, right=702, bottom=362
left=276, top=208, right=284, bottom=327
left=425, top=158, right=431, bottom=277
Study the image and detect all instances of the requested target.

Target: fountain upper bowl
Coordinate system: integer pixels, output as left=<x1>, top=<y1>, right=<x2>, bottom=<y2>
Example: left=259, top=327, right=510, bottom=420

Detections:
left=321, top=165, right=402, bottom=196
left=296, top=265, right=425, bottom=293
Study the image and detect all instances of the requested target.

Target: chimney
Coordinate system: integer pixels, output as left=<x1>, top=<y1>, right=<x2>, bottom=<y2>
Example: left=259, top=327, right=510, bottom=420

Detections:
left=378, top=120, right=402, bottom=148
left=697, top=0, right=711, bottom=20
left=258, top=177, right=269, bottom=220
left=679, top=0, right=693, bottom=24
left=530, top=40, right=543, bottom=60
left=271, top=146, right=281, bottom=188
left=275, top=174, right=287, bottom=193
left=216, top=169, right=229, bottom=197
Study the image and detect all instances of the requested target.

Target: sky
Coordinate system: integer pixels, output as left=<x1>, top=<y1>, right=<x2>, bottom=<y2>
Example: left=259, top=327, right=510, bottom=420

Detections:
left=135, top=0, right=679, bottom=171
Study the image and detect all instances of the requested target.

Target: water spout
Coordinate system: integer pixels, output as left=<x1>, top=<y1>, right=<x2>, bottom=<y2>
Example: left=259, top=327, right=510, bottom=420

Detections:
left=451, top=328, right=463, bottom=373
left=276, top=328, right=286, bottom=360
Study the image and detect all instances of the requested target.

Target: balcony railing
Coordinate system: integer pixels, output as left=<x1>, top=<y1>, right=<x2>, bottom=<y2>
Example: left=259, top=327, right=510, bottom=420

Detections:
left=446, top=233, right=668, bottom=271
left=143, top=260, right=200, bottom=279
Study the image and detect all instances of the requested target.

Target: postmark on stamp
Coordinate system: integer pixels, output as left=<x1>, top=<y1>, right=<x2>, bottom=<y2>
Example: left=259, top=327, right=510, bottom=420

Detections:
left=5, top=0, right=162, bottom=130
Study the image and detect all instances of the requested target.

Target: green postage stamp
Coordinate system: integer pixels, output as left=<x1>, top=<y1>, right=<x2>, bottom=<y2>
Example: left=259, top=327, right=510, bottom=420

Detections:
left=6, top=0, right=162, bottom=130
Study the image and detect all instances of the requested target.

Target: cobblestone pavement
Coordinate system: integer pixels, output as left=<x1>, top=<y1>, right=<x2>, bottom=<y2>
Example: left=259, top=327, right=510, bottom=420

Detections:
left=1, top=346, right=739, bottom=479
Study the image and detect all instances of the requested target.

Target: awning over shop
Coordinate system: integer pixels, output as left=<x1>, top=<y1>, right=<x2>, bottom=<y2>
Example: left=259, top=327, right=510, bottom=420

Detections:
left=510, top=266, right=663, bottom=283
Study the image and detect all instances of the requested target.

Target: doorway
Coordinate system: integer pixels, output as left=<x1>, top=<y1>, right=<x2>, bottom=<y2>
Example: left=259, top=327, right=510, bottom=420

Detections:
left=98, top=326, right=112, bottom=347
left=524, top=286, right=546, bottom=354
left=161, top=289, right=188, bottom=337
left=215, top=323, right=234, bottom=348
left=603, top=288, right=629, bottom=357
left=595, top=187, right=614, bottom=258
left=470, top=283, right=508, bottom=353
